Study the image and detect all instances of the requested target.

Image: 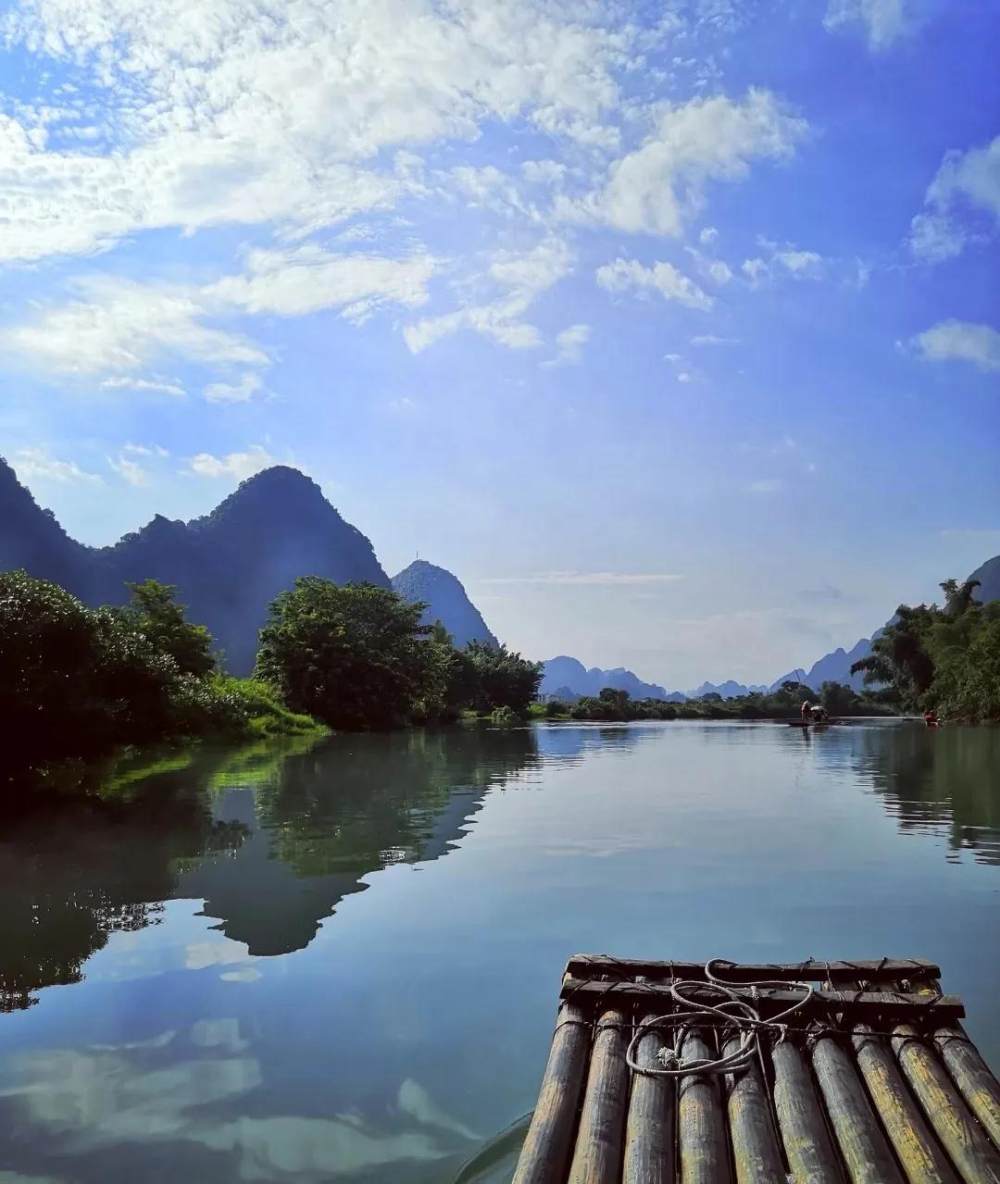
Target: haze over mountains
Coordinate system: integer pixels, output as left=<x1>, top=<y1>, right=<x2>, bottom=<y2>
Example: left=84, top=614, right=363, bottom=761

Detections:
left=2, top=456, right=996, bottom=694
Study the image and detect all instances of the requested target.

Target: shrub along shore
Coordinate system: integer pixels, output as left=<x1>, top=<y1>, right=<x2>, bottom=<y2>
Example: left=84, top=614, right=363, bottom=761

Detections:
left=0, top=570, right=542, bottom=777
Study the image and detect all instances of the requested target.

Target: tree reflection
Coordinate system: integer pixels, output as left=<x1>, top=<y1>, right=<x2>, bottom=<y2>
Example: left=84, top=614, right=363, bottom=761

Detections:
left=851, top=724, right=1000, bottom=863
left=0, top=726, right=543, bottom=1009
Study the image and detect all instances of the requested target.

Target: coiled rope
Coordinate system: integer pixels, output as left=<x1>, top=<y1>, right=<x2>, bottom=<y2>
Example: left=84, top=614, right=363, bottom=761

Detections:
left=624, top=958, right=815, bottom=1078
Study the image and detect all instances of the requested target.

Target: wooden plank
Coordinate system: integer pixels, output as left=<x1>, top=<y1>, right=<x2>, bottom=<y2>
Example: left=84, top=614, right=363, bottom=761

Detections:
left=892, top=1025, right=1000, bottom=1184
left=933, top=1027, right=1000, bottom=1151
left=560, top=979, right=964, bottom=1023
left=811, top=1035, right=906, bottom=1184
left=851, top=1025, right=959, bottom=1184
left=568, top=1009, right=630, bottom=1184
left=677, top=1028, right=732, bottom=1184
left=721, top=1035, right=785, bottom=1183
left=771, top=1040, right=845, bottom=1184
left=513, top=1002, right=592, bottom=1184
left=623, top=1012, right=676, bottom=1184
left=565, top=956, right=941, bottom=985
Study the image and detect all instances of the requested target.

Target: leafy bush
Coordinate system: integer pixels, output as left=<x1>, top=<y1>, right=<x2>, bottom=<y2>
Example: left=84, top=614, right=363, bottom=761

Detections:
left=256, top=578, right=435, bottom=730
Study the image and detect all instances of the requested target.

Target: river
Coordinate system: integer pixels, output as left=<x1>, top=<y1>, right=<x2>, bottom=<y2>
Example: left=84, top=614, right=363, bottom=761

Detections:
left=0, top=720, right=997, bottom=1182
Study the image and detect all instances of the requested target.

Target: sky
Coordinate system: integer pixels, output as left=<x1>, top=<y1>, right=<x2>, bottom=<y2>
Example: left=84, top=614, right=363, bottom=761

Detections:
left=0, top=0, right=998, bottom=689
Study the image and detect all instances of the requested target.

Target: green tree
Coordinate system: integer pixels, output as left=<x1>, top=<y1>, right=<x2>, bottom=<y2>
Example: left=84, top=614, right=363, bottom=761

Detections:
left=119, top=580, right=215, bottom=676
left=255, top=579, right=433, bottom=730
left=454, top=641, right=542, bottom=715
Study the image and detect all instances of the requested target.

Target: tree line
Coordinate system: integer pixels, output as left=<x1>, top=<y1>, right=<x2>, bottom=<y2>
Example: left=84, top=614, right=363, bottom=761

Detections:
left=538, top=678, right=889, bottom=722
left=851, top=577, right=1000, bottom=722
left=0, top=570, right=542, bottom=773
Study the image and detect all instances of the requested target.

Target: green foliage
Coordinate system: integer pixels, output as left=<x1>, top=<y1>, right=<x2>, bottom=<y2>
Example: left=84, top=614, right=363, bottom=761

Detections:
left=490, top=705, right=519, bottom=726
left=851, top=577, right=999, bottom=721
left=209, top=675, right=328, bottom=738
left=255, top=578, right=435, bottom=730
left=451, top=641, right=542, bottom=716
left=118, top=579, right=216, bottom=676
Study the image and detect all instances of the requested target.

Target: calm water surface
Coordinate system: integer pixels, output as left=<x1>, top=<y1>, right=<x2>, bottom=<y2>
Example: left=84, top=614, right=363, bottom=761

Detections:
left=1, top=721, right=998, bottom=1182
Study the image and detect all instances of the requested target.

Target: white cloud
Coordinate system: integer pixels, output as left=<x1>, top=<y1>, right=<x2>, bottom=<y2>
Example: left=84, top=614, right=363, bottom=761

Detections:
left=209, top=246, right=435, bottom=321
left=0, top=277, right=267, bottom=378
left=545, top=323, right=591, bottom=367
left=699, top=226, right=719, bottom=245
left=692, top=334, right=738, bottom=346
left=564, top=89, right=806, bottom=237
left=187, top=446, right=275, bottom=480
left=203, top=373, right=264, bottom=405
left=596, top=258, right=713, bottom=311
left=676, top=371, right=693, bottom=383
left=108, top=453, right=149, bottom=486
left=741, top=240, right=825, bottom=286
left=12, top=446, right=102, bottom=484
left=1, top=246, right=436, bottom=385
left=911, top=320, right=1000, bottom=373
left=909, top=136, right=1000, bottom=262
left=823, top=0, right=920, bottom=50
left=100, top=376, right=186, bottom=397
left=482, top=571, right=684, bottom=586
left=0, top=1, right=632, bottom=263
left=123, top=442, right=169, bottom=458
left=404, top=237, right=572, bottom=353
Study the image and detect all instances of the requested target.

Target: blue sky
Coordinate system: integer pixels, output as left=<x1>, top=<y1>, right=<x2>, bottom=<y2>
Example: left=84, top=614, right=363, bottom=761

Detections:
left=1, top=0, right=997, bottom=688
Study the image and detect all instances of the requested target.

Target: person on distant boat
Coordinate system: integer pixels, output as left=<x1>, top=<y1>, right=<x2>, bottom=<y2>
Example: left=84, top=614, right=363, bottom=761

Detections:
left=811, top=704, right=829, bottom=723
left=924, top=709, right=940, bottom=726
left=800, top=699, right=812, bottom=723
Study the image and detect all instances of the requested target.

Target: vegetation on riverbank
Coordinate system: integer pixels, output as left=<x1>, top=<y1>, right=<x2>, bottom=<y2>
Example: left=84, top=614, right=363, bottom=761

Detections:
left=533, top=680, right=893, bottom=722
left=851, top=577, right=1000, bottom=722
left=1, top=570, right=542, bottom=773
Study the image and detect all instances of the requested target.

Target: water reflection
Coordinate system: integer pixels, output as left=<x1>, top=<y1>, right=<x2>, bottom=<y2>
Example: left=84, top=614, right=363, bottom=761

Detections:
left=0, top=726, right=544, bottom=1010
left=850, top=723, right=1000, bottom=864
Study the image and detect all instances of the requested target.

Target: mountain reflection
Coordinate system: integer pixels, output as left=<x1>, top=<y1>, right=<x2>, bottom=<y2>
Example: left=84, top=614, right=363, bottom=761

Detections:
left=0, top=726, right=542, bottom=1011
left=849, top=723, right=1000, bottom=864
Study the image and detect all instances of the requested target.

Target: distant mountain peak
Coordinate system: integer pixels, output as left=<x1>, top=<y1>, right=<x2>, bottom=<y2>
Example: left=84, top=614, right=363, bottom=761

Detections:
left=391, top=560, right=498, bottom=648
left=1, top=461, right=389, bottom=673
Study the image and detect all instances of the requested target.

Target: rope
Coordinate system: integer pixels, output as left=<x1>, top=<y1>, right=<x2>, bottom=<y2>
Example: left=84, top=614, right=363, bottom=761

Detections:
left=625, top=958, right=816, bottom=1078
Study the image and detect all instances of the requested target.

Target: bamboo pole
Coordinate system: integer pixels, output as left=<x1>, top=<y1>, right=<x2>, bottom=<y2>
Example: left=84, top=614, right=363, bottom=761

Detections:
left=623, top=1013, right=676, bottom=1184
left=771, top=1039, right=845, bottom=1184
left=892, top=1025, right=1000, bottom=1184
left=513, top=1002, right=592, bottom=1184
left=933, top=1027, right=1000, bottom=1150
left=811, top=1034, right=905, bottom=1184
left=851, top=1025, right=958, bottom=1184
left=568, top=1009, right=631, bottom=1184
left=722, top=1035, right=785, bottom=1183
left=677, top=1027, right=732, bottom=1184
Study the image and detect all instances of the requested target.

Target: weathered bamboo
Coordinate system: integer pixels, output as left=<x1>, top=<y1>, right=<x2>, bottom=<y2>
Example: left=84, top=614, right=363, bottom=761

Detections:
left=512, top=1002, right=592, bottom=1184
left=892, top=1025, right=1000, bottom=1184
left=568, top=1009, right=631, bottom=1184
left=677, top=1027, right=731, bottom=1184
left=933, top=1027, right=1000, bottom=1150
left=721, top=1035, right=785, bottom=1183
left=851, top=1025, right=959, bottom=1184
left=623, top=1013, right=676, bottom=1184
left=771, top=1039, right=845, bottom=1183
left=565, top=957, right=940, bottom=985
left=811, top=1034, right=905, bottom=1184
left=559, top=979, right=963, bottom=1023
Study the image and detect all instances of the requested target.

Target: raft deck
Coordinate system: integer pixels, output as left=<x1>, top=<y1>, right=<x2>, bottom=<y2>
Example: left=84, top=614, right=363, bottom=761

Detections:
left=512, top=956, right=1000, bottom=1184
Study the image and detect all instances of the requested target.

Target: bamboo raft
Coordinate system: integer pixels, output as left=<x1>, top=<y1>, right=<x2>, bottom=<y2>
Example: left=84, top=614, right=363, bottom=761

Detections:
left=512, top=956, right=1000, bottom=1184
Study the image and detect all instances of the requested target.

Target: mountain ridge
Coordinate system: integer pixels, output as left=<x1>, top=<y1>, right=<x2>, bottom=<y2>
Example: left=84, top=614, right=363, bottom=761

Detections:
left=0, top=459, right=390, bottom=673
left=391, top=559, right=498, bottom=648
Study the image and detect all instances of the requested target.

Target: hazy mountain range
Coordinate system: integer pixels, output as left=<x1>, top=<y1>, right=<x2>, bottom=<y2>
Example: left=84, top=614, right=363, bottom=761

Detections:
left=2, top=456, right=996, bottom=693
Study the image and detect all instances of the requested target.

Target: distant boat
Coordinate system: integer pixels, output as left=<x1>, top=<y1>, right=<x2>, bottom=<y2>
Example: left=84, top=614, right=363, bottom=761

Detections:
left=787, top=719, right=838, bottom=727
